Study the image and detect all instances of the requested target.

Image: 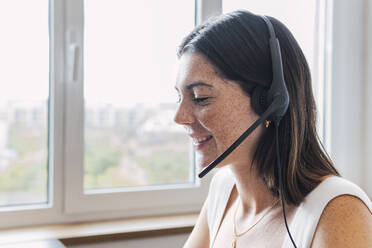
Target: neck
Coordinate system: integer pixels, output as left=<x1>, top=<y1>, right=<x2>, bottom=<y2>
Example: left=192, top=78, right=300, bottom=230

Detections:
left=229, top=162, right=278, bottom=216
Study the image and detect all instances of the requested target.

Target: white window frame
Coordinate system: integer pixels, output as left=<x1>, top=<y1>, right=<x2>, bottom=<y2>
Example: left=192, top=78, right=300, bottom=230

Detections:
left=0, top=0, right=65, bottom=228
left=313, top=0, right=333, bottom=151
left=62, top=0, right=216, bottom=215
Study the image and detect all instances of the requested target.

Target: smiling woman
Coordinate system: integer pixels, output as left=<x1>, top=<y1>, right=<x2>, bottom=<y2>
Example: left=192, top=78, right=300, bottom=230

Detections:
left=174, top=10, right=372, bottom=248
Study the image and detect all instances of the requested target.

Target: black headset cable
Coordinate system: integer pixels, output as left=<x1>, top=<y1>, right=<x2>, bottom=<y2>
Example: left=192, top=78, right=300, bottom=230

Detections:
left=274, top=118, right=298, bottom=248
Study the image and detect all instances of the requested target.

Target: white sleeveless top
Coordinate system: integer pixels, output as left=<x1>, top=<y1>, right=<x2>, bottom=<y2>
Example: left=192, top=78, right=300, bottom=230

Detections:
left=207, top=167, right=372, bottom=248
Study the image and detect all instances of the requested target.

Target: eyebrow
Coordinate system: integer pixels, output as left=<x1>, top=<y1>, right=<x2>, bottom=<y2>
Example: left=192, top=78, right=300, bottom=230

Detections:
left=175, top=81, right=213, bottom=91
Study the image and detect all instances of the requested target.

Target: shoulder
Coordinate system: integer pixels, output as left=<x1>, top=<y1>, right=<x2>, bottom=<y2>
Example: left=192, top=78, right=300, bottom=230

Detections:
left=207, top=167, right=235, bottom=210
left=206, top=167, right=236, bottom=244
left=310, top=179, right=372, bottom=247
left=210, top=167, right=234, bottom=186
left=208, top=167, right=235, bottom=199
left=183, top=193, right=210, bottom=248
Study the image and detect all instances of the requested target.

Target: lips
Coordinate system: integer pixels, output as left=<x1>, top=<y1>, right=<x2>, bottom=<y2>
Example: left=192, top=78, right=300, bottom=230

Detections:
left=192, top=135, right=213, bottom=145
left=192, top=135, right=213, bottom=150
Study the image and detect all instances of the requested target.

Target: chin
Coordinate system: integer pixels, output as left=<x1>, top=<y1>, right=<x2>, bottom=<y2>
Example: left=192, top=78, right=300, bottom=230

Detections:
left=198, top=160, right=210, bottom=169
left=197, top=155, right=226, bottom=170
left=195, top=156, right=210, bottom=168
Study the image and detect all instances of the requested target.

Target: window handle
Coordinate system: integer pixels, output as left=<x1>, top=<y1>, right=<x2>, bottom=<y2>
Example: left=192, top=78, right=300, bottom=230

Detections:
left=66, top=28, right=80, bottom=83
left=67, top=43, right=80, bottom=83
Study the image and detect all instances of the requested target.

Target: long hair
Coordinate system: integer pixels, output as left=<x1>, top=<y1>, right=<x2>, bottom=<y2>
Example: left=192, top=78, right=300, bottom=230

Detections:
left=177, top=10, right=339, bottom=205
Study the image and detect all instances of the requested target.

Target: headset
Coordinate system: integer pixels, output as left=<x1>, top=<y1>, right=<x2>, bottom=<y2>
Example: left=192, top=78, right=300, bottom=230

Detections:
left=198, top=15, right=298, bottom=247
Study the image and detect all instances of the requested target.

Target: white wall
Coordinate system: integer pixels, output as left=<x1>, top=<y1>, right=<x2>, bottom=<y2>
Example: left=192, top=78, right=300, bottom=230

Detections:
left=364, top=0, right=372, bottom=197
left=329, top=0, right=372, bottom=196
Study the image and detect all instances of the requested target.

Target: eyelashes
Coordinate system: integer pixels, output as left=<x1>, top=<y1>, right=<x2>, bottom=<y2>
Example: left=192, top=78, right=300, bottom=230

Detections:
left=176, top=97, right=210, bottom=104
left=192, top=97, right=209, bottom=103
left=176, top=95, right=210, bottom=103
left=176, top=92, right=213, bottom=106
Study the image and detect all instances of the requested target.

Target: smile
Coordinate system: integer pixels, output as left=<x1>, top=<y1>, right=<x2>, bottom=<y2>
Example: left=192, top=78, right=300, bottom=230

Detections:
left=193, top=135, right=213, bottom=150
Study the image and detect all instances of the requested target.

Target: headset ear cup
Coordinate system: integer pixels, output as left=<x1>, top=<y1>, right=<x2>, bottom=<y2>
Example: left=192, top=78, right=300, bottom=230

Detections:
left=251, top=86, right=267, bottom=115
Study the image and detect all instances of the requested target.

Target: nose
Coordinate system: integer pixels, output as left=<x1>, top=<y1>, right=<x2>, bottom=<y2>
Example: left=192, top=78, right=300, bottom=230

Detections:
left=173, top=100, right=195, bottom=126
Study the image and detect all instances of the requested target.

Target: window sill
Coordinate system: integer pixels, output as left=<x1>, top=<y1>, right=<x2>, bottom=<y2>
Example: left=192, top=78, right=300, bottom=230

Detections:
left=0, top=213, right=197, bottom=246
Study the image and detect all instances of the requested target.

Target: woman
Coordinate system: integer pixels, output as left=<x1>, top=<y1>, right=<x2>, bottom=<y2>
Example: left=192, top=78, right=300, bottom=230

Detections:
left=173, top=10, right=372, bottom=248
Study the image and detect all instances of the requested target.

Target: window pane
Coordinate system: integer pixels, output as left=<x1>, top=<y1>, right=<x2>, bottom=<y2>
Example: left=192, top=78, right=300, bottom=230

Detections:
left=84, top=0, right=195, bottom=190
left=0, top=1, right=49, bottom=206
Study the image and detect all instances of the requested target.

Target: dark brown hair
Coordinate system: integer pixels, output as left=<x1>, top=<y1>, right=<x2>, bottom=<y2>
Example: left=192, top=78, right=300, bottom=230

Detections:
left=177, top=10, right=339, bottom=205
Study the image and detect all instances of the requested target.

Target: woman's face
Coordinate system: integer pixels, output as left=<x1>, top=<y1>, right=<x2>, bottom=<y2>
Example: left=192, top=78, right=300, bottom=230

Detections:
left=174, top=52, right=264, bottom=169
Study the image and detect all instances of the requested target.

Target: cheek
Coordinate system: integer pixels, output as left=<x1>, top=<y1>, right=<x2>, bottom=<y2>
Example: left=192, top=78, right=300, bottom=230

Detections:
left=196, top=106, right=223, bottom=128
left=197, top=106, right=243, bottom=146
left=199, top=102, right=257, bottom=148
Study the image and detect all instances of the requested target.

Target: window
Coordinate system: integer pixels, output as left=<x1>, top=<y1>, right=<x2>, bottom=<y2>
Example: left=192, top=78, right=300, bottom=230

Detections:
left=0, top=0, right=344, bottom=228
left=0, top=0, right=214, bottom=228
left=83, top=0, right=193, bottom=191
left=0, top=1, right=49, bottom=207
left=63, top=0, right=210, bottom=215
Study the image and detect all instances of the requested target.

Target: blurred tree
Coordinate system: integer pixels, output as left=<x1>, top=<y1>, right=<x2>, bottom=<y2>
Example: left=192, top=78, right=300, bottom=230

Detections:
left=137, top=150, right=189, bottom=185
